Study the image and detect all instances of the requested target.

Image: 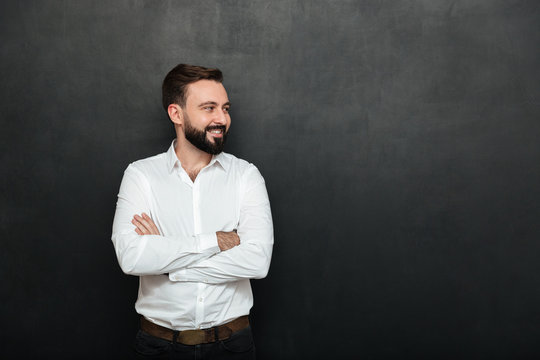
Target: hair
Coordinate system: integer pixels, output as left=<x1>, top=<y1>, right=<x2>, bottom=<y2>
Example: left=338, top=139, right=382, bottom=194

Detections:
left=162, top=64, right=223, bottom=110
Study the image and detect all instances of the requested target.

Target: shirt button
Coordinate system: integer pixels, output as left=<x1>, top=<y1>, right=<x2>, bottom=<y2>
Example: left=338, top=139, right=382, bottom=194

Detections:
left=199, top=297, right=203, bottom=302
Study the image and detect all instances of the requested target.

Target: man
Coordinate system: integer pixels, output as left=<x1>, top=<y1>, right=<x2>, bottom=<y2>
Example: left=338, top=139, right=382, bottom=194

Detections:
left=111, top=64, right=273, bottom=359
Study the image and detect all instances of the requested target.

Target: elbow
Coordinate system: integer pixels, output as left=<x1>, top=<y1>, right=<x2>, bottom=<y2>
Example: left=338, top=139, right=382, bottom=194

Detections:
left=118, top=257, right=137, bottom=275
left=253, top=267, right=269, bottom=279
left=112, top=243, right=141, bottom=276
left=117, top=245, right=152, bottom=276
left=251, top=243, right=272, bottom=279
left=112, top=233, right=145, bottom=276
left=115, top=250, right=139, bottom=275
left=252, top=256, right=271, bottom=279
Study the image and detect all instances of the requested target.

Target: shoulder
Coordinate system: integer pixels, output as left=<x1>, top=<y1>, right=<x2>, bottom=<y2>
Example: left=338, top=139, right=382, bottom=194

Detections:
left=125, top=152, right=168, bottom=180
left=221, top=152, right=266, bottom=184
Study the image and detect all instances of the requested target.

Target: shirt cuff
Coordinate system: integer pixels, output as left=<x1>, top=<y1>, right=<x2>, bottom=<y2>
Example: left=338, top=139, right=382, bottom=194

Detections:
left=197, top=232, right=220, bottom=253
left=169, top=269, right=187, bottom=282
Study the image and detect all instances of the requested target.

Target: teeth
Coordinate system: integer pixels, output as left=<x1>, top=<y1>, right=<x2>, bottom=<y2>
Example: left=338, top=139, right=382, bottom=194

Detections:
left=210, top=130, right=222, bottom=133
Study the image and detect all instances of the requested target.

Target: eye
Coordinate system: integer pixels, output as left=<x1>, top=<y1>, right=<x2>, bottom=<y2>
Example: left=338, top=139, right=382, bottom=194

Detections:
left=204, top=106, right=215, bottom=112
left=223, top=107, right=230, bottom=113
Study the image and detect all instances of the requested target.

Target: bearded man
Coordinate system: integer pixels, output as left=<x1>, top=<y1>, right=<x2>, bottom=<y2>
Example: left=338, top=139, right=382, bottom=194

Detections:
left=111, top=64, right=273, bottom=359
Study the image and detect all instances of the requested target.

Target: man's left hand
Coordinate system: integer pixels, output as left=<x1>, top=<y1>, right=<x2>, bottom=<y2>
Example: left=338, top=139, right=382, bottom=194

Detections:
left=132, top=213, right=161, bottom=235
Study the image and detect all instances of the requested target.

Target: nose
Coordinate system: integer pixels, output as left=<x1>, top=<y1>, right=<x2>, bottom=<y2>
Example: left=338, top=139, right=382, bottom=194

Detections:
left=214, top=108, right=228, bottom=125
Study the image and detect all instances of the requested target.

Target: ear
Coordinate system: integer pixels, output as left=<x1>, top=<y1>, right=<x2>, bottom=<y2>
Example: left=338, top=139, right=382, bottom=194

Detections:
left=167, top=104, right=183, bottom=126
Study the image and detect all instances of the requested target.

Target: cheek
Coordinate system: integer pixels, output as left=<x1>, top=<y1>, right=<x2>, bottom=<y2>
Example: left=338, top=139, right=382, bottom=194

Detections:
left=200, top=118, right=213, bottom=129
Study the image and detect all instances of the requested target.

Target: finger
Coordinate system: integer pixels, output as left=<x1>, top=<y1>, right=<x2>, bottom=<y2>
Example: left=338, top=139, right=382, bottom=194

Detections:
left=132, top=218, right=146, bottom=234
left=144, top=214, right=159, bottom=235
left=132, top=217, right=150, bottom=234
left=142, top=213, right=160, bottom=234
left=134, top=215, right=153, bottom=233
left=138, top=214, right=154, bottom=232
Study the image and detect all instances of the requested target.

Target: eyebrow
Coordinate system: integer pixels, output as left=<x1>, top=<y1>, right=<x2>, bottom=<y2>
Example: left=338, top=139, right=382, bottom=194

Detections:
left=198, top=101, right=231, bottom=107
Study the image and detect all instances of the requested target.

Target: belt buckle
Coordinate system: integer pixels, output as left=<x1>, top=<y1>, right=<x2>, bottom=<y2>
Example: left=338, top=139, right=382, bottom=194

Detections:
left=175, top=321, right=238, bottom=345
left=177, top=329, right=203, bottom=345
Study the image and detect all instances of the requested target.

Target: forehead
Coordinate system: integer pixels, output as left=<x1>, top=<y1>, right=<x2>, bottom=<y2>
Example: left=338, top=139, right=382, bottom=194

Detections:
left=185, top=80, right=229, bottom=106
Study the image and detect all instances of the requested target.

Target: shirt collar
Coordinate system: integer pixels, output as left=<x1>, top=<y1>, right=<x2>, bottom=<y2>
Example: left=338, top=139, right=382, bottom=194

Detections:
left=210, top=152, right=230, bottom=172
left=166, top=139, right=230, bottom=173
left=166, top=140, right=180, bottom=173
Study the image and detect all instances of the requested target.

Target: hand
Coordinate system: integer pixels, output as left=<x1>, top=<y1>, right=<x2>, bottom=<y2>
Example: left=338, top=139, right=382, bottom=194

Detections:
left=216, top=230, right=240, bottom=251
left=132, top=213, right=161, bottom=235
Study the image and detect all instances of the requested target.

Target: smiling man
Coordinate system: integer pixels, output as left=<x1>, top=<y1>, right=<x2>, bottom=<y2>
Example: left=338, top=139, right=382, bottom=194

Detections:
left=111, top=64, right=273, bottom=359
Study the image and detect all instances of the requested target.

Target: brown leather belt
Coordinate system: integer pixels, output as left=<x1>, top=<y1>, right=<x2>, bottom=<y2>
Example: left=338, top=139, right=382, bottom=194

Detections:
left=140, top=316, right=249, bottom=346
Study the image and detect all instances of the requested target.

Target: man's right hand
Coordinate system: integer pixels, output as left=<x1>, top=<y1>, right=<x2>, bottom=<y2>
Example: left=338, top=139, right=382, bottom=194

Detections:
left=216, top=230, right=240, bottom=251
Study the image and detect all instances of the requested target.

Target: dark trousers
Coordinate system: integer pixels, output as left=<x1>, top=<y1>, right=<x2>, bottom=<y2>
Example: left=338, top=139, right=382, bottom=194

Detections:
left=134, top=325, right=256, bottom=359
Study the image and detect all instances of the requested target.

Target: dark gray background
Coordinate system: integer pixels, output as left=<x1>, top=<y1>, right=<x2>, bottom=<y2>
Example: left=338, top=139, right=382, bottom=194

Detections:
left=1, top=0, right=539, bottom=359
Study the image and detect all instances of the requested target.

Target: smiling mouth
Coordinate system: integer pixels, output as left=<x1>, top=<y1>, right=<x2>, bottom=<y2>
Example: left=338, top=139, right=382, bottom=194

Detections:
left=207, top=126, right=226, bottom=138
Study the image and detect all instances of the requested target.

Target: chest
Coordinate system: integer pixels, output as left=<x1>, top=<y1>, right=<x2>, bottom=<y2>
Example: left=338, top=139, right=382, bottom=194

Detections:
left=148, top=170, right=241, bottom=235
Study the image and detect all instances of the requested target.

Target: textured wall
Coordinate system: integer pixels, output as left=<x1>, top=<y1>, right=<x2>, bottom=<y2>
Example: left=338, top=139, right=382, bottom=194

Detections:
left=1, top=1, right=539, bottom=359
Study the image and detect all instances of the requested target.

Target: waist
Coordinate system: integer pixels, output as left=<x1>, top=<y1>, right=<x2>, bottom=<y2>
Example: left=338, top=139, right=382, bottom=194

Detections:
left=135, top=278, right=253, bottom=329
left=140, top=315, right=250, bottom=345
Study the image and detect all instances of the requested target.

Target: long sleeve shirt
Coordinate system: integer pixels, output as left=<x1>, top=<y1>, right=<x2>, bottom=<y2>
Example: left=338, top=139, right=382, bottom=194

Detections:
left=111, top=140, right=273, bottom=330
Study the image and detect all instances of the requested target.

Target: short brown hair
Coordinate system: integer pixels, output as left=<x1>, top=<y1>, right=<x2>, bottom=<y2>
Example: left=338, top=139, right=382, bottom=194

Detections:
left=162, top=64, right=223, bottom=110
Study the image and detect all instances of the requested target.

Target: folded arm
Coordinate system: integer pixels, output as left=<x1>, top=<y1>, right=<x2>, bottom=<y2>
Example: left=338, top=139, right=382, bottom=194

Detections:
left=132, top=213, right=240, bottom=251
left=111, top=165, right=220, bottom=276
left=168, top=166, right=274, bottom=284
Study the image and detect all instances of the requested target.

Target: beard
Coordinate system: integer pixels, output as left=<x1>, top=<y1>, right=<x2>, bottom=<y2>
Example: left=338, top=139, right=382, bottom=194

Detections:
left=183, top=114, right=228, bottom=155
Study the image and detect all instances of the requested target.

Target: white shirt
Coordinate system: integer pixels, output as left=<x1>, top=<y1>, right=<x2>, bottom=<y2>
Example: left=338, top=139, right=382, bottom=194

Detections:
left=111, top=140, right=273, bottom=330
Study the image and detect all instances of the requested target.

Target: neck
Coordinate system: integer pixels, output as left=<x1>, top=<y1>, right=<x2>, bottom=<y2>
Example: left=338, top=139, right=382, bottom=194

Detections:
left=175, top=135, right=212, bottom=181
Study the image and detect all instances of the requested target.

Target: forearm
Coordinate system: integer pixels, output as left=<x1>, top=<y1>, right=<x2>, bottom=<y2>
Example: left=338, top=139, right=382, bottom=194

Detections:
left=170, top=204, right=273, bottom=284
left=169, top=168, right=275, bottom=284
left=169, top=241, right=273, bottom=284
left=112, top=231, right=219, bottom=276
